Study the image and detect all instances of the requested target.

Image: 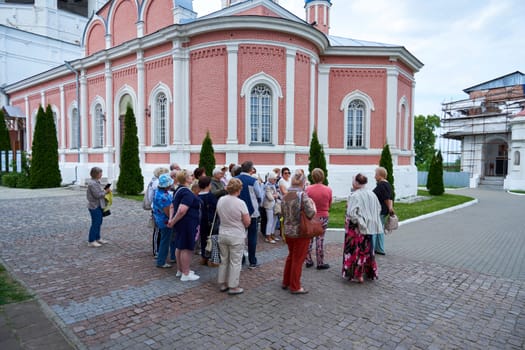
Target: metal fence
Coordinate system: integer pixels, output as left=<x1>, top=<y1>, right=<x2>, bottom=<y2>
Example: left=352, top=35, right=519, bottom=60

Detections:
left=1, top=151, right=22, bottom=173
left=418, top=171, right=470, bottom=188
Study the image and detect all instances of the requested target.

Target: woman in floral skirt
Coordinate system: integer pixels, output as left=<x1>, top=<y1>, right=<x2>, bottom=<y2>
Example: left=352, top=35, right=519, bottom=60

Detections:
left=342, top=173, right=383, bottom=283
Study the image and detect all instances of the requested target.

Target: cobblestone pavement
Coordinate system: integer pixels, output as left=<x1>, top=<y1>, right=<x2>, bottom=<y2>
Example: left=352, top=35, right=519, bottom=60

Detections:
left=0, top=186, right=523, bottom=349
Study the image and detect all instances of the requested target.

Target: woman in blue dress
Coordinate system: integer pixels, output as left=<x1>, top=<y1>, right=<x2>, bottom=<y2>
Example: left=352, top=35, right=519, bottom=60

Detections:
left=168, top=169, right=202, bottom=282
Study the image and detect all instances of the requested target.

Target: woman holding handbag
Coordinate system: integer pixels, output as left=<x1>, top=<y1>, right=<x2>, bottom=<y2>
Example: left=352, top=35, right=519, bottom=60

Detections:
left=281, top=170, right=317, bottom=294
left=198, top=176, right=218, bottom=267
left=304, top=168, right=332, bottom=270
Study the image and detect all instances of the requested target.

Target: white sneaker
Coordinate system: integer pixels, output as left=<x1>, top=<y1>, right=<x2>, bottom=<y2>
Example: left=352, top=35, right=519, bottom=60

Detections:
left=97, top=239, right=109, bottom=244
left=180, top=271, right=200, bottom=281
left=88, top=241, right=102, bottom=247
left=176, top=270, right=193, bottom=278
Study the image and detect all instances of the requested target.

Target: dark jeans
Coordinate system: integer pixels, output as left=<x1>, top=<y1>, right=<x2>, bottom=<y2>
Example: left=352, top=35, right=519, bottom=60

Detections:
left=259, top=207, right=267, bottom=238
left=247, top=217, right=258, bottom=265
left=88, top=207, right=103, bottom=242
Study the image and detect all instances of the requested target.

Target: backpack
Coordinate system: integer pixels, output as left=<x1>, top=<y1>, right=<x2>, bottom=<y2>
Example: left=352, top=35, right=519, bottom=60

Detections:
left=142, top=181, right=154, bottom=210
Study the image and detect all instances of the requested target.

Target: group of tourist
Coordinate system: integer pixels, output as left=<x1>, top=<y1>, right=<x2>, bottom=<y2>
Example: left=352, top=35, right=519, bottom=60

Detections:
left=86, top=161, right=394, bottom=294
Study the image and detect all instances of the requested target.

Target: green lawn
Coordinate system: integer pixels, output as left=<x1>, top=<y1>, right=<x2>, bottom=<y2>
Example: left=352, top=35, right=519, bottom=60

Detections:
left=509, top=190, right=525, bottom=194
left=0, top=264, right=32, bottom=305
left=116, top=193, right=143, bottom=201
left=328, top=190, right=474, bottom=228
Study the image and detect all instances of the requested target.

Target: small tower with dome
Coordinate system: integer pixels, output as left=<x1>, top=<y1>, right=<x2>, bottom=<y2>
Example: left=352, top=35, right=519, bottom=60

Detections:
left=305, top=0, right=332, bottom=35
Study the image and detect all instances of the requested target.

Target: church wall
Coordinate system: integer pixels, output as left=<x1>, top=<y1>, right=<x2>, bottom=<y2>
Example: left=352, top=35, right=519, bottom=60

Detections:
left=294, top=52, right=311, bottom=147
left=189, top=46, right=228, bottom=144
left=237, top=44, right=286, bottom=145
left=111, top=0, right=138, bottom=47
left=144, top=0, right=174, bottom=36
left=327, top=68, right=387, bottom=150
left=145, top=56, right=174, bottom=146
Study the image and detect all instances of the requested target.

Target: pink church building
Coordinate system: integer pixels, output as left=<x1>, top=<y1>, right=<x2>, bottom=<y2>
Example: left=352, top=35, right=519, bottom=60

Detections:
left=3, top=0, right=423, bottom=198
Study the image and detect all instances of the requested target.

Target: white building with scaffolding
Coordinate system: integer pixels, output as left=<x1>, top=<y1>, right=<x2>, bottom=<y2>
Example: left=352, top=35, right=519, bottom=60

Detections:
left=441, top=71, right=525, bottom=190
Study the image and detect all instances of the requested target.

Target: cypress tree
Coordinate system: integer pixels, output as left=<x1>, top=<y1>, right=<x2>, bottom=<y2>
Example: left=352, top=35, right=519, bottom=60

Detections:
left=0, top=109, right=11, bottom=172
left=428, top=150, right=444, bottom=195
left=426, top=152, right=436, bottom=190
left=308, top=129, right=328, bottom=185
left=116, top=104, right=143, bottom=194
left=199, top=131, right=216, bottom=176
left=379, top=143, right=395, bottom=199
left=30, top=105, right=61, bottom=188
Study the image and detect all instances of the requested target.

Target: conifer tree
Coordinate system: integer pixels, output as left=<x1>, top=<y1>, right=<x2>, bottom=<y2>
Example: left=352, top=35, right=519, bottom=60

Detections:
left=29, top=105, right=62, bottom=188
left=199, top=131, right=216, bottom=176
left=427, top=150, right=445, bottom=195
left=426, top=152, right=436, bottom=190
left=379, top=143, right=395, bottom=199
left=0, top=109, right=11, bottom=172
left=117, top=105, right=143, bottom=194
left=308, top=129, right=328, bottom=185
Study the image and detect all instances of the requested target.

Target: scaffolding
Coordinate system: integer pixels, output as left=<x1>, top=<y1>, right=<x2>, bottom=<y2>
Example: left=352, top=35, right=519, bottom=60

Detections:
left=440, top=88, right=525, bottom=181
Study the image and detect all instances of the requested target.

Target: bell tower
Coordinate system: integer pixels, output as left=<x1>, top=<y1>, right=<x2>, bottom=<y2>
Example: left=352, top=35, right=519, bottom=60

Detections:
left=305, top=0, right=332, bottom=35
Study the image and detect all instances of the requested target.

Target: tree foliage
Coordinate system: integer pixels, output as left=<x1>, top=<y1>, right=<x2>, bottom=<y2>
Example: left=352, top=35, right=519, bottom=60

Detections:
left=427, top=150, right=444, bottom=195
left=0, top=109, right=11, bottom=172
left=414, top=114, right=440, bottom=171
left=379, top=143, right=395, bottom=199
left=29, top=105, right=61, bottom=188
left=199, top=131, right=216, bottom=176
left=308, top=129, right=328, bottom=185
left=116, top=105, right=143, bottom=194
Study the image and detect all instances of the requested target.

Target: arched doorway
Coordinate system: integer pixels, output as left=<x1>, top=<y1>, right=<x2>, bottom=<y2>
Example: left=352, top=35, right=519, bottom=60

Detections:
left=484, top=140, right=508, bottom=177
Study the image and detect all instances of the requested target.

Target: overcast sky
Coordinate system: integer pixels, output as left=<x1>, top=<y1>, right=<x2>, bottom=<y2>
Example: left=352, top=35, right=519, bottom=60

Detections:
left=193, top=0, right=525, bottom=118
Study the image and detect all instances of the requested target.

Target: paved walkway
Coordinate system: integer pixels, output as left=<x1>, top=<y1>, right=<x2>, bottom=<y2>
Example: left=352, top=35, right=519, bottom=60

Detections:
left=0, top=186, right=523, bottom=349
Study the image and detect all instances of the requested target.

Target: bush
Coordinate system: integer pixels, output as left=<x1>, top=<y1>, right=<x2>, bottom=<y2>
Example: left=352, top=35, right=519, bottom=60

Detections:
left=199, top=131, right=216, bottom=176
left=29, top=105, right=61, bottom=188
left=427, top=150, right=444, bottom=195
left=116, top=104, right=144, bottom=195
left=1, top=173, right=29, bottom=188
left=308, top=129, right=328, bottom=185
left=379, top=144, right=395, bottom=199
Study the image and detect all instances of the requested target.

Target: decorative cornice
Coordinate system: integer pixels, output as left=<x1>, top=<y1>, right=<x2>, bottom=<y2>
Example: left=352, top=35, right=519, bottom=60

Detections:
left=331, top=68, right=385, bottom=79
left=190, top=47, right=227, bottom=60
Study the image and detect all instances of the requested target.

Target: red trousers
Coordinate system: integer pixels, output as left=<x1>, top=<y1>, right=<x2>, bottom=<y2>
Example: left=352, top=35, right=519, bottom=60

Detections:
left=282, top=236, right=310, bottom=292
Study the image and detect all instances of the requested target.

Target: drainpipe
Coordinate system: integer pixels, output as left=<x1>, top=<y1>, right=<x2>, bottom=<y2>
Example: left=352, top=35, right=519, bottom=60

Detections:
left=64, top=60, right=81, bottom=184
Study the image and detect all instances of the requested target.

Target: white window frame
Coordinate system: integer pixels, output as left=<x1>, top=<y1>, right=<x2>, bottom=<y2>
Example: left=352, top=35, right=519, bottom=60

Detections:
left=51, top=105, right=59, bottom=141
left=68, top=102, right=80, bottom=149
left=340, top=90, right=374, bottom=149
left=240, top=72, right=283, bottom=145
left=398, top=96, right=409, bottom=150
left=149, top=83, right=172, bottom=146
left=90, top=97, right=105, bottom=148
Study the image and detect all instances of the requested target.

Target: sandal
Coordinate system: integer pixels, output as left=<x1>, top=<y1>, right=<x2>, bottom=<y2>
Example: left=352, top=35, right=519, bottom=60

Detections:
left=290, top=288, right=309, bottom=295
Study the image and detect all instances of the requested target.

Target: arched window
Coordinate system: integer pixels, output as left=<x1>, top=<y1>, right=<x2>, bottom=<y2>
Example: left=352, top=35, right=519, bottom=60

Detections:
left=94, top=103, right=104, bottom=148
left=340, top=90, right=373, bottom=149
left=250, top=84, right=272, bottom=144
left=154, top=93, right=167, bottom=146
left=347, top=99, right=365, bottom=148
left=71, top=107, right=79, bottom=149
left=515, top=151, right=521, bottom=166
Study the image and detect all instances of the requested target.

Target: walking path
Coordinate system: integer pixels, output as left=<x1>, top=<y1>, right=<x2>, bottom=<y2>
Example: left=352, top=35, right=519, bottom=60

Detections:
left=0, top=186, right=523, bottom=349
